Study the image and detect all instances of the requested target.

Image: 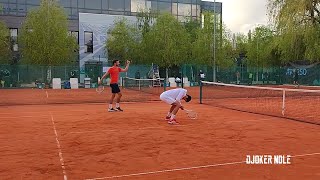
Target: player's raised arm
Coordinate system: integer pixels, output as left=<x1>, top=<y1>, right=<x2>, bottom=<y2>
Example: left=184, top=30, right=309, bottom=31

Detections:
left=120, top=60, right=131, bottom=72
left=99, top=71, right=109, bottom=85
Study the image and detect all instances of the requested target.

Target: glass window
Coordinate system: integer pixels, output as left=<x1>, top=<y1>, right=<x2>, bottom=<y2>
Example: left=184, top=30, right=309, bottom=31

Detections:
left=59, top=0, right=71, bottom=7
left=191, top=4, right=196, bottom=16
left=150, top=1, right=156, bottom=11
left=131, top=0, right=145, bottom=12
left=79, top=8, right=101, bottom=13
left=109, top=0, right=124, bottom=11
left=125, top=0, right=130, bottom=11
left=10, top=28, right=18, bottom=51
left=78, top=0, right=84, bottom=8
left=196, top=4, right=200, bottom=17
left=18, top=12, right=26, bottom=16
left=17, top=0, right=25, bottom=4
left=178, top=0, right=192, bottom=3
left=157, top=1, right=171, bottom=13
left=27, top=5, right=39, bottom=11
left=71, top=31, right=79, bottom=44
left=146, top=0, right=151, bottom=10
left=10, top=28, right=19, bottom=52
left=10, top=28, right=18, bottom=38
left=102, top=0, right=108, bottom=10
left=84, top=31, right=93, bottom=53
left=108, top=10, right=124, bottom=15
left=17, top=3, right=26, bottom=12
left=178, top=3, right=191, bottom=16
left=172, top=3, right=177, bottom=15
left=71, top=8, right=78, bottom=17
left=71, top=0, right=78, bottom=7
left=85, top=0, right=101, bottom=10
left=64, top=7, right=71, bottom=17
left=9, top=3, right=17, bottom=15
left=191, top=0, right=199, bottom=4
left=27, top=0, right=40, bottom=5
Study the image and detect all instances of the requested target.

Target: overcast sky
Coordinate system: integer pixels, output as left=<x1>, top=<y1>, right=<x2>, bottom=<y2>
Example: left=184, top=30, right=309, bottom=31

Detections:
left=206, top=0, right=269, bottom=34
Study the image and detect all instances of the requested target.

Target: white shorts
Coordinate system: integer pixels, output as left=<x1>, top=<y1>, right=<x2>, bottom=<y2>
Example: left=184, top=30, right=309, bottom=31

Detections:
left=160, top=93, right=175, bottom=105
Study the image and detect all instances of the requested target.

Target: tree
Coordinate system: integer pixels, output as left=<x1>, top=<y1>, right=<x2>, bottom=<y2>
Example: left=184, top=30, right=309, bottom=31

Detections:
left=268, top=0, right=320, bottom=62
left=19, top=0, right=77, bottom=65
left=143, top=13, right=190, bottom=68
left=246, top=25, right=278, bottom=67
left=0, top=21, right=11, bottom=64
left=192, top=12, right=229, bottom=67
left=136, top=9, right=158, bottom=37
left=183, top=17, right=201, bottom=63
left=106, top=17, right=140, bottom=63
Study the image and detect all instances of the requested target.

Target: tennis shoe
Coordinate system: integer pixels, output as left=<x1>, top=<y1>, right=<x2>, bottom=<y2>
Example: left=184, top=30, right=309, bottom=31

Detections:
left=168, top=119, right=179, bottom=125
left=116, top=107, right=123, bottom=112
left=108, top=108, right=116, bottom=112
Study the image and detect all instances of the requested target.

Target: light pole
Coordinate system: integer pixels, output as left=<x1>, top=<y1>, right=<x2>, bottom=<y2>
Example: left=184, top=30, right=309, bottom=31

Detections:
left=213, top=0, right=217, bottom=82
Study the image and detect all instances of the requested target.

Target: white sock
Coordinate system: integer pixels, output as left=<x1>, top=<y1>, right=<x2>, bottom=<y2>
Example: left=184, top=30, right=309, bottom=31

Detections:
left=167, top=112, right=172, bottom=117
left=170, top=114, right=176, bottom=120
left=109, top=104, right=113, bottom=109
left=116, top=103, right=120, bottom=108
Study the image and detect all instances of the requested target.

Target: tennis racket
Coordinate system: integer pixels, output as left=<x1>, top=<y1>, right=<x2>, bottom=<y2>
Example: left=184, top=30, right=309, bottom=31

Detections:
left=184, top=109, right=198, bottom=120
left=96, top=77, right=105, bottom=93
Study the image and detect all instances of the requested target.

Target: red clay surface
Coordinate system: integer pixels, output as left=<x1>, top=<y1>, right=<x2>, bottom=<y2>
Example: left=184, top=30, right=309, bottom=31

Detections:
left=0, top=88, right=319, bottom=180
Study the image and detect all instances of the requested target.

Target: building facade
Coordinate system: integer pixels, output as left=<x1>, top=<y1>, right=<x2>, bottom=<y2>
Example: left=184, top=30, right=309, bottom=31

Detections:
left=0, top=0, right=222, bottom=82
left=0, top=0, right=222, bottom=42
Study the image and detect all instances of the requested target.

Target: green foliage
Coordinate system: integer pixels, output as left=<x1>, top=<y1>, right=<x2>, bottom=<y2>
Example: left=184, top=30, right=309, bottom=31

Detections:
left=246, top=25, right=279, bottom=67
left=142, top=13, right=190, bottom=67
left=268, top=0, right=320, bottom=62
left=0, top=21, right=11, bottom=64
left=192, top=12, right=234, bottom=68
left=19, top=0, right=78, bottom=65
left=106, top=17, right=140, bottom=62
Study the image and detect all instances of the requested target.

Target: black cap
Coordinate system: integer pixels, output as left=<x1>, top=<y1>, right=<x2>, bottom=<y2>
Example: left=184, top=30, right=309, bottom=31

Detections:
left=185, top=94, right=192, bottom=102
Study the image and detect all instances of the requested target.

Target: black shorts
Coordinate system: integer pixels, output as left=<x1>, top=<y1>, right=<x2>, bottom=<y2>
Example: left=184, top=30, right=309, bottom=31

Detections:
left=110, top=83, right=120, bottom=94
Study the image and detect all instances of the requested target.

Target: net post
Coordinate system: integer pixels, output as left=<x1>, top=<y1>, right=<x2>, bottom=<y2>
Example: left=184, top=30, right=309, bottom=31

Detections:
left=200, top=81, right=203, bottom=104
left=282, top=89, right=286, bottom=116
left=139, top=79, right=141, bottom=90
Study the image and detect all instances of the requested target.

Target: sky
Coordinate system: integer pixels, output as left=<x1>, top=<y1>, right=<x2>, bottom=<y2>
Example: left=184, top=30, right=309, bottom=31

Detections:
left=206, top=0, right=269, bottom=34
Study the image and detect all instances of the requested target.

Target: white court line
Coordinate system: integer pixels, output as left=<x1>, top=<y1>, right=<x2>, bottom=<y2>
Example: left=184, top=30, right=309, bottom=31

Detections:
left=85, top=152, right=320, bottom=180
left=85, top=161, right=246, bottom=180
left=50, top=113, right=68, bottom=180
left=291, top=152, right=320, bottom=157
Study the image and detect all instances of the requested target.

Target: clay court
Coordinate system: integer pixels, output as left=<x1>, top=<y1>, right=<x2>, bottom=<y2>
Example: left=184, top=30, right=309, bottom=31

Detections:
left=0, top=87, right=319, bottom=180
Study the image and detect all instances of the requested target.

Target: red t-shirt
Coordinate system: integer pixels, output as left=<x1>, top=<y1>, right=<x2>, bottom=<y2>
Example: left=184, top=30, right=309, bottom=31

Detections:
left=108, top=66, right=122, bottom=84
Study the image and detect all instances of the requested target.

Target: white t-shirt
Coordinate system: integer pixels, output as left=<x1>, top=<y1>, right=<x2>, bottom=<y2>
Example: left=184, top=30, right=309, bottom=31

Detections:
left=162, top=88, right=187, bottom=102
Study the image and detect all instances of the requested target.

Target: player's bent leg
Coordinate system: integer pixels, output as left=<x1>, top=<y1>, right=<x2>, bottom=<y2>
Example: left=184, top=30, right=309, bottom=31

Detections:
left=108, top=94, right=116, bottom=112
left=115, top=92, right=123, bottom=111
left=168, top=105, right=180, bottom=125
left=165, top=105, right=176, bottom=121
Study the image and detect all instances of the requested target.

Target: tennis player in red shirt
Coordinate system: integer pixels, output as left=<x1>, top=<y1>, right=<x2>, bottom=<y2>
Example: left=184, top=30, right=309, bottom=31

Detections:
left=99, top=60, right=130, bottom=112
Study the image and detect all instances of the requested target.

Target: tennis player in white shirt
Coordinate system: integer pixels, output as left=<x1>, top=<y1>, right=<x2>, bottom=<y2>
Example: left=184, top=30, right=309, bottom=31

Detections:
left=160, top=88, right=192, bottom=125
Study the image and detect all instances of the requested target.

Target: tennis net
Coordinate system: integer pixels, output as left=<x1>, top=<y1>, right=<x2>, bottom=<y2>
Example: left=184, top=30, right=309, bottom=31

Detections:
left=122, top=77, right=166, bottom=96
left=200, top=81, right=320, bottom=125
